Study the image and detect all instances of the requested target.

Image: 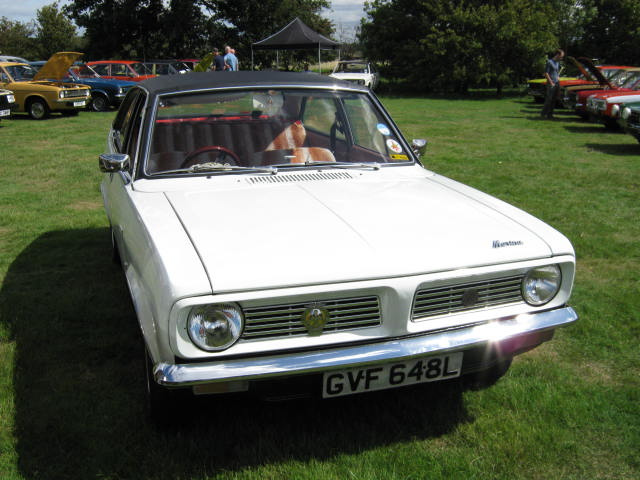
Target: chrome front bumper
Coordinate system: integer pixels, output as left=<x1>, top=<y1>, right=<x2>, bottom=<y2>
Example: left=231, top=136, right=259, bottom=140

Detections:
left=155, top=306, right=577, bottom=387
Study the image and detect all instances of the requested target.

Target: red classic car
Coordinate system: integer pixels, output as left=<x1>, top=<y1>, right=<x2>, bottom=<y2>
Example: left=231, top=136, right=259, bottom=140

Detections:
left=528, top=57, right=628, bottom=105
left=572, top=68, right=640, bottom=118
left=586, top=82, right=640, bottom=128
left=559, top=58, right=634, bottom=111
left=86, top=60, right=156, bottom=82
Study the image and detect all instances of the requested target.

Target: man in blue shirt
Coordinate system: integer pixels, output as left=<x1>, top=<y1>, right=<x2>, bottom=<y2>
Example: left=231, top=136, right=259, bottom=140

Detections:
left=541, top=49, right=564, bottom=119
left=224, top=46, right=239, bottom=71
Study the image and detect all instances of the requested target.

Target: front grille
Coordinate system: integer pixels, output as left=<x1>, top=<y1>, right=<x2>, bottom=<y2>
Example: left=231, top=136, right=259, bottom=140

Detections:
left=412, top=276, right=524, bottom=321
left=63, top=89, right=88, bottom=98
left=242, top=296, right=381, bottom=340
left=629, top=110, right=640, bottom=124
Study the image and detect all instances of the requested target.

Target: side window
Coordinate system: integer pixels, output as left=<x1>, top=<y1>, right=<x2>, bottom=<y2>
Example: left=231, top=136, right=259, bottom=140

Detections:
left=113, top=89, right=143, bottom=152
left=113, top=64, right=128, bottom=76
left=92, top=64, right=109, bottom=76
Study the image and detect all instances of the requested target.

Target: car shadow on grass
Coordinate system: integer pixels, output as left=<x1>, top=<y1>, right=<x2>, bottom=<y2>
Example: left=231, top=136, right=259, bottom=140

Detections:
left=2, top=228, right=475, bottom=480
left=563, top=124, right=620, bottom=134
left=585, top=143, right=639, bottom=155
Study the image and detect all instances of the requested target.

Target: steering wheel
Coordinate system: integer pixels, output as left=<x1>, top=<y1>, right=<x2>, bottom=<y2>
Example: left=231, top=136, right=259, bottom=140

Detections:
left=180, top=145, right=241, bottom=168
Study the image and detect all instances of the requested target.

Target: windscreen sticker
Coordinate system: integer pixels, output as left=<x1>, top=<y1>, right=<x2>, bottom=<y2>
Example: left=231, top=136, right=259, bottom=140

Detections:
left=390, top=154, right=409, bottom=160
left=386, top=139, right=403, bottom=153
left=377, top=123, right=391, bottom=135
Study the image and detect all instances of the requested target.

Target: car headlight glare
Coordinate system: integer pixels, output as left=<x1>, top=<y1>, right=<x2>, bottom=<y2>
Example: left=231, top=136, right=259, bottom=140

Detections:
left=522, top=265, right=562, bottom=306
left=59, top=90, right=66, bottom=99
left=611, top=104, right=620, bottom=117
left=622, top=107, right=631, bottom=120
left=7, top=94, right=14, bottom=103
left=187, top=303, right=243, bottom=351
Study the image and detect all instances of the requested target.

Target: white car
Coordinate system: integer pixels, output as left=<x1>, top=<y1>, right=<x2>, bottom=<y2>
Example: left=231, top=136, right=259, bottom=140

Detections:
left=330, top=60, right=379, bottom=90
left=99, top=71, right=577, bottom=421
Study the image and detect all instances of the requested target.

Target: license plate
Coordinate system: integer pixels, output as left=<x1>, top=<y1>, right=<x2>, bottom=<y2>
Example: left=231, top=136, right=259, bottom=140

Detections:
left=0, top=109, right=9, bottom=116
left=74, top=101, right=86, bottom=107
left=322, top=352, right=463, bottom=398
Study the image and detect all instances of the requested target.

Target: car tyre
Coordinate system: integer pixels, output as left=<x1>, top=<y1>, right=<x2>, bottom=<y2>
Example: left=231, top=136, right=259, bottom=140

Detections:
left=27, top=98, right=49, bottom=120
left=90, top=94, right=109, bottom=112
left=144, top=347, right=187, bottom=427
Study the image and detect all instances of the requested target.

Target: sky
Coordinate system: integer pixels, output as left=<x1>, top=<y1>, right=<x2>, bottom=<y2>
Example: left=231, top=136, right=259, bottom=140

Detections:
left=0, top=0, right=366, bottom=37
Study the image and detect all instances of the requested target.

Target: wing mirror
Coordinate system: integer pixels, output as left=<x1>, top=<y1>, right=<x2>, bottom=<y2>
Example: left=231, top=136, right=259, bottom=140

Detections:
left=99, top=153, right=130, bottom=173
left=411, top=139, right=428, bottom=157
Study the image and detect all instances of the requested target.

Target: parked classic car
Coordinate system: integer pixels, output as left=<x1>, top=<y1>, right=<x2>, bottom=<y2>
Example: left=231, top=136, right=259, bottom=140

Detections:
left=86, top=60, right=156, bottom=82
left=586, top=85, right=640, bottom=128
left=179, top=58, right=200, bottom=70
left=66, top=64, right=136, bottom=111
left=559, top=58, right=634, bottom=111
left=570, top=68, right=640, bottom=118
left=329, top=60, right=379, bottom=90
left=100, top=71, right=577, bottom=420
left=528, top=57, right=627, bottom=105
left=621, top=104, right=640, bottom=142
left=0, top=88, right=17, bottom=120
left=0, top=55, right=29, bottom=63
left=0, top=52, right=91, bottom=119
left=143, top=60, right=191, bottom=75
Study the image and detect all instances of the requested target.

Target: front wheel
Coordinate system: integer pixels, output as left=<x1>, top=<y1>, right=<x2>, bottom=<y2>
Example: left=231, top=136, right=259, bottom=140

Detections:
left=90, top=94, right=109, bottom=112
left=144, top=347, right=186, bottom=426
left=28, top=98, right=49, bottom=120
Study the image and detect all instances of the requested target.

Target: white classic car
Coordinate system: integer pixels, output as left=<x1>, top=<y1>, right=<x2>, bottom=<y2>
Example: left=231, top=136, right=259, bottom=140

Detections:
left=329, top=60, right=379, bottom=90
left=99, top=72, right=577, bottom=420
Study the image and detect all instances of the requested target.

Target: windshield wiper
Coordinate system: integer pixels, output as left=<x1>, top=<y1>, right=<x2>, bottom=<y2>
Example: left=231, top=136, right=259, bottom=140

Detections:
left=273, top=161, right=381, bottom=170
left=151, top=162, right=278, bottom=176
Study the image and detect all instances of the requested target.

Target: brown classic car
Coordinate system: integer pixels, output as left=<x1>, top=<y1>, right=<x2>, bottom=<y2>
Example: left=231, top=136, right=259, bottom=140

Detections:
left=0, top=52, right=91, bottom=119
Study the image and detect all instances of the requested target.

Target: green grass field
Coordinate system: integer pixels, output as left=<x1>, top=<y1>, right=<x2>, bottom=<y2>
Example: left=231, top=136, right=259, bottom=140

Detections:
left=0, top=94, right=638, bottom=480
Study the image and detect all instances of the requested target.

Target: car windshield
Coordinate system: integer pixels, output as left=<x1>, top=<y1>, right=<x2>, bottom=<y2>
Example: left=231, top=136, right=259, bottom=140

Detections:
left=620, top=72, right=640, bottom=89
left=608, top=69, right=634, bottom=86
left=336, top=63, right=368, bottom=73
left=4, top=64, right=37, bottom=81
left=146, top=88, right=412, bottom=175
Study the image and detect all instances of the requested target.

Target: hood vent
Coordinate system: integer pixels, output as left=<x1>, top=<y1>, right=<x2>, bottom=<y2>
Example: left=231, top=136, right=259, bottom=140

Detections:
left=247, top=171, right=353, bottom=184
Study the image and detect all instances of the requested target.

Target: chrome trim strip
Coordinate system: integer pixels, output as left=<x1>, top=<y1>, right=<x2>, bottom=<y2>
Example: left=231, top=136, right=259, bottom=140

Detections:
left=155, top=306, right=577, bottom=386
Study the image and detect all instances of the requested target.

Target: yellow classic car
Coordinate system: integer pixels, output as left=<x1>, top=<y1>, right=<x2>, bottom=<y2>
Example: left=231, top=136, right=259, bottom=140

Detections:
left=0, top=52, right=91, bottom=119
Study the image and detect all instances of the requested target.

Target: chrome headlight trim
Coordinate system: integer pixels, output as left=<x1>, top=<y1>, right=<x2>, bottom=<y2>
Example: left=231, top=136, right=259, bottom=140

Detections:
left=622, top=107, right=631, bottom=120
left=522, top=265, right=562, bottom=306
left=187, top=303, right=244, bottom=351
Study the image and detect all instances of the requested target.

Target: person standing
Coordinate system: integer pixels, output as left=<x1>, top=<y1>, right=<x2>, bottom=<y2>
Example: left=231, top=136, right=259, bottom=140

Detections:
left=212, top=48, right=225, bottom=71
left=224, top=45, right=238, bottom=71
left=541, top=49, right=564, bottom=119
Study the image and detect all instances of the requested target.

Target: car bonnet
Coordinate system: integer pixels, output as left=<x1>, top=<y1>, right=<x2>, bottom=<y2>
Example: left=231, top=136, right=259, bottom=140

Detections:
left=160, top=173, right=557, bottom=292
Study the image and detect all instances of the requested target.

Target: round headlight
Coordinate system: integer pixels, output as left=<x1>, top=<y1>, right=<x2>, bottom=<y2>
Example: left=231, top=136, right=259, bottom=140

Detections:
left=611, top=104, right=620, bottom=117
left=187, top=303, right=244, bottom=351
left=622, top=107, right=631, bottom=120
left=522, top=265, right=562, bottom=306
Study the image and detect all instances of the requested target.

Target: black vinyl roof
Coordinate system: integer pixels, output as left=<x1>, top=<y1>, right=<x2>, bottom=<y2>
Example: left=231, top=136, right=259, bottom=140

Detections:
left=139, top=70, right=358, bottom=95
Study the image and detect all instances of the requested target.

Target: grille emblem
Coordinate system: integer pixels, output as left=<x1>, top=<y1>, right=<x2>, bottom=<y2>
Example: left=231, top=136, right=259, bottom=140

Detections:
left=461, top=288, right=479, bottom=307
left=302, top=304, right=329, bottom=336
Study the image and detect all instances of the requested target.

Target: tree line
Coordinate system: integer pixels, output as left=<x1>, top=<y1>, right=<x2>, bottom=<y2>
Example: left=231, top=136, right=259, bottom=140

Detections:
left=0, top=0, right=332, bottom=65
left=360, top=0, right=640, bottom=93
left=3, top=0, right=640, bottom=93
